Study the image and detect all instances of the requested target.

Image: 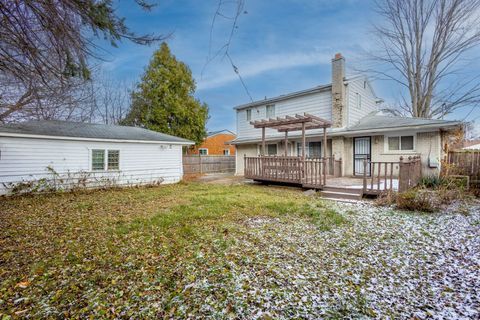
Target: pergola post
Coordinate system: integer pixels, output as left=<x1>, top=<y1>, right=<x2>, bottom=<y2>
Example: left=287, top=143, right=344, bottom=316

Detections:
left=323, top=127, right=327, bottom=185
left=261, top=127, right=266, bottom=156
left=284, top=130, right=288, bottom=156
left=301, top=122, right=306, bottom=160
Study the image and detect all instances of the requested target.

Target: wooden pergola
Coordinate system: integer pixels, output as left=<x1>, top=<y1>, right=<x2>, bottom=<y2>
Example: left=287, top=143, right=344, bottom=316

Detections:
left=250, top=113, right=332, bottom=159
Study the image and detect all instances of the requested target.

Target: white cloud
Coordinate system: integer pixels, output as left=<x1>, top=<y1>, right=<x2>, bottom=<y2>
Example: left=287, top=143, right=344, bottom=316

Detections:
left=196, top=50, right=332, bottom=90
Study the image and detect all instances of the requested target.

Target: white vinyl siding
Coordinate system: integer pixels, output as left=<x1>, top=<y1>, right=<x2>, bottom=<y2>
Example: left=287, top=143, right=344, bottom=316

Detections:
left=0, top=137, right=184, bottom=195
left=347, top=77, right=378, bottom=126
left=236, top=89, right=332, bottom=139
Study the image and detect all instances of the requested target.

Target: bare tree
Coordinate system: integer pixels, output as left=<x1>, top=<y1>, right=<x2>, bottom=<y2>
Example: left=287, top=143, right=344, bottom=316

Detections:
left=89, top=73, right=133, bottom=125
left=0, top=0, right=163, bottom=122
left=370, top=0, right=480, bottom=118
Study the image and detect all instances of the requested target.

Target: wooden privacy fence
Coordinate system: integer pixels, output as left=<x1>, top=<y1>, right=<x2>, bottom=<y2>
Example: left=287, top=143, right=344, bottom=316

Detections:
left=444, top=150, right=480, bottom=185
left=183, top=155, right=235, bottom=174
left=362, top=156, right=422, bottom=194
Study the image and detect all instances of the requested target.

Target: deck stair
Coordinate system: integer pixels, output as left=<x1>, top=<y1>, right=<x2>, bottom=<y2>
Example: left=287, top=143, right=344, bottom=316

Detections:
left=320, top=186, right=363, bottom=201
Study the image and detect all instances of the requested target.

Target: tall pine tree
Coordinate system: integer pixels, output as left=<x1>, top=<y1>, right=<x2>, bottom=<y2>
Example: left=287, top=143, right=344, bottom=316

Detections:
left=123, top=43, right=208, bottom=144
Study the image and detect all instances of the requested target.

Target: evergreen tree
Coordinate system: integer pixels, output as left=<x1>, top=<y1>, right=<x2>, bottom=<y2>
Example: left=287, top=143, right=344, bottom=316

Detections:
left=123, top=43, right=208, bottom=144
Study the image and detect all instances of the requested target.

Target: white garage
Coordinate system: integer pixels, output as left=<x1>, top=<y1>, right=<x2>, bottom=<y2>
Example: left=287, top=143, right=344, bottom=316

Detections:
left=0, top=120, right=193, bottom=195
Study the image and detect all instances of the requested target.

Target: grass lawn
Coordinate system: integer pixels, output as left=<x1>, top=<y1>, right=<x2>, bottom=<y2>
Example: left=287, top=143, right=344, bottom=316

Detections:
left=0, top=182, right=344, bottom=318
left=1, top=182, right=478, bottom=319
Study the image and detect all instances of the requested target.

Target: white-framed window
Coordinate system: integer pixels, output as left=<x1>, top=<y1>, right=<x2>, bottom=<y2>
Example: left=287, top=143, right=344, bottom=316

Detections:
left=356, top=93, right=362, bottom=109
left=297, top=141, right=322, bottom=157
left=246, top=109, right=252, bottom=121
left=386, top=135, right=415, bottom=151
left=223, top=149, right=230, bottom=155
left=266, top=104, right=275, bottom=118
left=91, top=149, right=120, bottom=171
left=199, top=148, right=208, bottom=155
left=258, top=144, right=277, bottom=155
left=107, top=150, right=120, bottom=170
left=267, top=144, right=277, bottom=155
left=91, top=149, right=105, bottom=171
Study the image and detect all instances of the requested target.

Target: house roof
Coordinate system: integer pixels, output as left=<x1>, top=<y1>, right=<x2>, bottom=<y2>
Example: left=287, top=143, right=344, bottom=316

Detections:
left=233, top=76, right=380, bottom=111
left=207, top=129, right=236, bottom=137
left=234, top=84, right=332, bottom=110
left=347, top=115, right=462, bottom=131
left=0, top=120, right=194, bottom=144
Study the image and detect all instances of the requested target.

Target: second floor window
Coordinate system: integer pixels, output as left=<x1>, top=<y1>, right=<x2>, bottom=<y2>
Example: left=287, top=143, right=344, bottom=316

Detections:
left=199, top=148, right=208, bottom=155
left=266, top=104, right=275, bottom=118
left=356, top=93, right=362, bottom=109
left=246, top=109, right=252, bottom=121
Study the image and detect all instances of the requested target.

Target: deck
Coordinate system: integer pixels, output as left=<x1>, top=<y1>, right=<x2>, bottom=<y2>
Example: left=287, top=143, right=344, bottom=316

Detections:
left=244, top=155, right=421, bottom=197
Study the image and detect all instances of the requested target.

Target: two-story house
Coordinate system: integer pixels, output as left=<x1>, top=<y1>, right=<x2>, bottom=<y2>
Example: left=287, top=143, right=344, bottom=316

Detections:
left=231, top=53, right=462, bottom=179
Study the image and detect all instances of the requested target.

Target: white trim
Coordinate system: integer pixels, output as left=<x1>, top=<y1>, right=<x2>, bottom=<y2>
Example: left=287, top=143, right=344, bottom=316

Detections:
left=384, top=133, right=416, bottom=153
left=0, top=132, right=193, bottom=145
left=199, top=148, right=208, bottom=155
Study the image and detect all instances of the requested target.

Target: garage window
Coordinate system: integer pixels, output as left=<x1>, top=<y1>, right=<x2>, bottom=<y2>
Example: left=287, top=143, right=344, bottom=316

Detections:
left=108, top=150, right=120, bottom=170
left=92, top=149, right=120, bottom=171
left=91, top=149, right=105, bottom=171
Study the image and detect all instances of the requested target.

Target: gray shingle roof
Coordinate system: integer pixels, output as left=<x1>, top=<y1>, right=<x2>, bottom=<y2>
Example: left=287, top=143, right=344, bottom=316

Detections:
left=347, top=115, right=461, bottom=131
left=207, top=129, right=236, bottom=137
left=0, top=120, right=194, bottom=144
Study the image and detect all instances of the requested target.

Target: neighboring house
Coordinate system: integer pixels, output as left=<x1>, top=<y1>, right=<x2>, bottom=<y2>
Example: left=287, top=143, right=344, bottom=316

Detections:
left=0, top=120, right=193, bottom=195
left=188, top=129, right=236, bottom=155
left=231, top=53, right=462, bottom=177
left=462, top=140, right=480, bottom=150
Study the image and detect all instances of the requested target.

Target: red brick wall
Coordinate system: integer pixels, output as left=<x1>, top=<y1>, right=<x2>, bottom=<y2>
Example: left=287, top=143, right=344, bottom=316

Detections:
left=188, top=133, right=236, bottom=155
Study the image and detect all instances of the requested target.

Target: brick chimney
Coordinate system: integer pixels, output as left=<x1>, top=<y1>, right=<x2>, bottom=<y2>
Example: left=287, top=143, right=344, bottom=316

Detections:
left=331, top=53, right=346, bottom=128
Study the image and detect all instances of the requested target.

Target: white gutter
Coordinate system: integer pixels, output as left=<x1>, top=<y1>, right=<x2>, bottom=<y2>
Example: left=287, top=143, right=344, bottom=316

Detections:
left=0, top=132, right=194, bottom=145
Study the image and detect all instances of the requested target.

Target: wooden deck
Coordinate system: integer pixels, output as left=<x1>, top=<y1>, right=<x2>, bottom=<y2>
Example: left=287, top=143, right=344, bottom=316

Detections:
left=244, top=155, right=422, bottom=198
left=244, top=156, right=341, bottom=189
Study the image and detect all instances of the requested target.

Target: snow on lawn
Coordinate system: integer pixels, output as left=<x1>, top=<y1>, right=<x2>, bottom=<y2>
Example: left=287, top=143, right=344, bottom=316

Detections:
left=181, top=202, right=480, bottom=319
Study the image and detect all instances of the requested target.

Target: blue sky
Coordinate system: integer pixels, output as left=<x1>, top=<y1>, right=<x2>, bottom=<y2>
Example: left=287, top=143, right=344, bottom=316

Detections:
left=98, top=0, right=480, bottom=135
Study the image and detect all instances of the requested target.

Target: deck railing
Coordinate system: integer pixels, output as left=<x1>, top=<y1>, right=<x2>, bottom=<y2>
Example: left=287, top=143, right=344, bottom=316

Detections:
left=362, top=156, right=422, bottom=194
left=244, top=155, right=338, bottom=187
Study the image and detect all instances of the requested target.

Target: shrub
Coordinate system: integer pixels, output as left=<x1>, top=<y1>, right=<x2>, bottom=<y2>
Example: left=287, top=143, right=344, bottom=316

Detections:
left=419, top=175, right=446, bottom=189
left=374, top=191, right=397, bottom=206
left=395, top=189, right=438, bottom=212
